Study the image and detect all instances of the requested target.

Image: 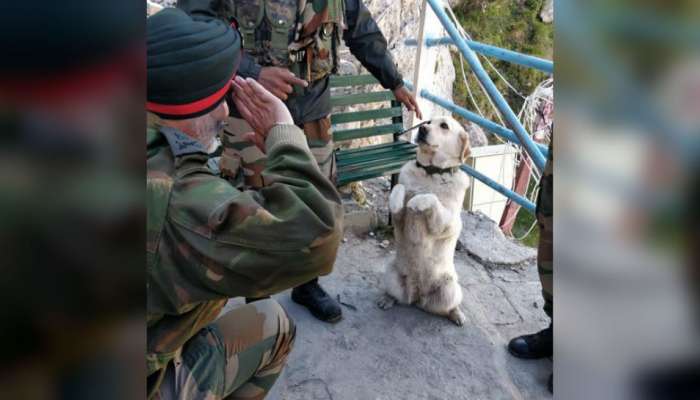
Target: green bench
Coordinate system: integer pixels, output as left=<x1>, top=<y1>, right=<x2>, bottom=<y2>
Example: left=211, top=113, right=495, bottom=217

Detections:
left=330, top=74, right=417, bottom=187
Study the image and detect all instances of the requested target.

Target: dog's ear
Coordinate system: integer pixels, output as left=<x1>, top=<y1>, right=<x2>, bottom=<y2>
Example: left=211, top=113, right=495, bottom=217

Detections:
left=459, top=130, right=471, bottom=162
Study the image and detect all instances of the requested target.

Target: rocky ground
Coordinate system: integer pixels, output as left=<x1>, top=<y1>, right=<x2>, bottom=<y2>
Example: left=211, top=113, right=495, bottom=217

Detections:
left=222, top=178, right=551, bottom=400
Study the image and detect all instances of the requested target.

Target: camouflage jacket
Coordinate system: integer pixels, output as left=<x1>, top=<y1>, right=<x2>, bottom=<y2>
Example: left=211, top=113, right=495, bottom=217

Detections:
left=177, top=0, right=403, bottom=124
left=146, top=124, right=343, bottom=383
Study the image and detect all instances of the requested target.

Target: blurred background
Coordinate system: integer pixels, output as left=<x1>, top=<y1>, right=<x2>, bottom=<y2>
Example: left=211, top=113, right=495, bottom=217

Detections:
left=556, top=0, right=699, bottom=399
left=0, top=0, right=697, bottom=399
left=0, top=1, right=145, bottom=399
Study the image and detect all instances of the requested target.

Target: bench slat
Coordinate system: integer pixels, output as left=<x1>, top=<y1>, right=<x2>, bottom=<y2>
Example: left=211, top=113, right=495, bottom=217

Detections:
left=329, top=74, right=379, bottom=87
left=336, top=142, right=415, bottom=160
left=333, top=123, right=403, bottom=142
left=336, top=145, right=416, bottom=167
left=330, top=91, right=395, bottom=107
left=336, top=140, right=412, bottom=156
left=337, top=159, right=411, bottom=186
left=337, top=151, right=415, bottom=168
left=331, top=107, right=403, bottom=125
left=337, top=151, right=416, bottom=172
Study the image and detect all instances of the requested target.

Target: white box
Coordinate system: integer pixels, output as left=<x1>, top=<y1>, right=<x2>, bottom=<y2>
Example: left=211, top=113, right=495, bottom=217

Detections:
left=463, top=144, right=519, bottom=223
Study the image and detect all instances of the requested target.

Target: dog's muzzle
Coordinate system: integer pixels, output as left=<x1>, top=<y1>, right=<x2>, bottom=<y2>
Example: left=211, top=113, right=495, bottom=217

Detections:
left=417, top=126, right=428, bottom=144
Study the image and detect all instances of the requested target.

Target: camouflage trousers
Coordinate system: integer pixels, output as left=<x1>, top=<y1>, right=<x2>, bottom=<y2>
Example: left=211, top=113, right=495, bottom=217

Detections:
left=157, top=299, right=296, bottom=400
left=536, top=141, right=553, bottom=320
left=221, top=116, right=336, bottom=188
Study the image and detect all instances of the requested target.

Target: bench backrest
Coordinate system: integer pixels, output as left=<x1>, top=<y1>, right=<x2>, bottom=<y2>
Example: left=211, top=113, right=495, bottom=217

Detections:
left=329, top=74, right=403, bottom=143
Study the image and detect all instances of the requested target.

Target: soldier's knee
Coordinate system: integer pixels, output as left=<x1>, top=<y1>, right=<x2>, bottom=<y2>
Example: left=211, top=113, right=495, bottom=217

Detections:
left=253, top=299, right=296, bottom=342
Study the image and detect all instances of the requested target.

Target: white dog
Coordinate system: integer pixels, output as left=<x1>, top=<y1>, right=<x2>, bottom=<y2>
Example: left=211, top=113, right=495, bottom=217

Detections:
left=377, top=116, right=471, bottom=326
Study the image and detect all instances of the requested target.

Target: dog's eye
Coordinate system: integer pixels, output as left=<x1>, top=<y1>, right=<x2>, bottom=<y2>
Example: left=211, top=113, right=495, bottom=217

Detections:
left=440, top=122, right=449, bottom=130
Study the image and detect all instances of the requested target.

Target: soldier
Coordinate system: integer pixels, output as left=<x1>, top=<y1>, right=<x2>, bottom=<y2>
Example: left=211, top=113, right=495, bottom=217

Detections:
left=177, top=0, right=422, bottom=324
left=147, top=8, right=343, bottom=399
left=507, top=141, right=553, bottom=393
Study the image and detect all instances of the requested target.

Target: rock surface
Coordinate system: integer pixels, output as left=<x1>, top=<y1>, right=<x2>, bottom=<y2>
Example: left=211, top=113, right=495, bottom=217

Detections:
left=540, top=0, right=554, bottom=24
left=334, top=0, right=456, bottom=147
left=459, top=211, right=537, bottom=268
left=464, top=120, right=488, bottom=148
left=149, top=0, right=174, bottom=10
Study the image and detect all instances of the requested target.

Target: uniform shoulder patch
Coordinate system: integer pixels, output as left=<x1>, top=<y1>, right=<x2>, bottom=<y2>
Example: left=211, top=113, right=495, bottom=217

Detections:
left=160, top=126, right=207, bottom=157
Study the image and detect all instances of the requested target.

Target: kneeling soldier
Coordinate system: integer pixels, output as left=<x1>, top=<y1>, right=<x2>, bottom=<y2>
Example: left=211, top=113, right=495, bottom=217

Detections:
left=146, top=8, right=343, bottom=399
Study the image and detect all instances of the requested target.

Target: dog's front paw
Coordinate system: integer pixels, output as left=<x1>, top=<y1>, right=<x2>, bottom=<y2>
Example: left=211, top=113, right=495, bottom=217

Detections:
left=448, top=307, right=467, bottom=326
left=407, top=194, right=437, bottom=213
left=377, top=294, right=397, bottom=310
left=389, top=184, right=406, bottom=215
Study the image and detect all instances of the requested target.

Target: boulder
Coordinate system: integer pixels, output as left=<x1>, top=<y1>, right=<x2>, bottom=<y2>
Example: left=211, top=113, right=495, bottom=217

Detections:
left=540, top=0, right=554, bottom=23
left=464, top=121, right=488, bottom=147
left=458, top=211, right=536, bottom=267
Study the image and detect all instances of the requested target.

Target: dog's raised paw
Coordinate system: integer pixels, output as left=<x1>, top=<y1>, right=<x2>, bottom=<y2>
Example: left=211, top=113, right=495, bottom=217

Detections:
left=389, top=184, right=406, bottom=215
left=448, top=308, right=467, bottom=326
left=407, top=194, right=437, bottom=213
left=377, top=294, right=396, bottom=310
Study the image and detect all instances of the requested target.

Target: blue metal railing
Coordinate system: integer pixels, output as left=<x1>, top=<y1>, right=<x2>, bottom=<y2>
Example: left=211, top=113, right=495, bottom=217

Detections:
left=400, top=0, right=553, bottom=214
left=404, top=37, right=553, bottom=74
left=425, top=0, right=546, bottom=172
left=460, top=165, right=536, bottom=213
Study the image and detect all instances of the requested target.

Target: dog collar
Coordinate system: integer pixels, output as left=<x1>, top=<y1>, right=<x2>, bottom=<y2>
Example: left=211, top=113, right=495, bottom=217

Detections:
left=415, top=161, right=458, bottom=176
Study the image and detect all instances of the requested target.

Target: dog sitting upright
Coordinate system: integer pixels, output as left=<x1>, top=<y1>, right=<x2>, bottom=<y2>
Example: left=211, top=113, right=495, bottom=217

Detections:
left=377, top=116, right=471, bottom=326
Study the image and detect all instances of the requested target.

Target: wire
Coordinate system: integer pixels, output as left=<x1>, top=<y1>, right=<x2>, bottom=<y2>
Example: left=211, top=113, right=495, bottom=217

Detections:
left=445, top=6, right=529, bottom=99
left=459, top=54, right=486, bottom=118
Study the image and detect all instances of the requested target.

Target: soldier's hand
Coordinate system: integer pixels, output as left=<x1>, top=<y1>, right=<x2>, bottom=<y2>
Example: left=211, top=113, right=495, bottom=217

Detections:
left=231, top=76, right=294, bottom=152
left=393, top=85, right=423, bottom=120
left=258, top=67, right=308, bottom=101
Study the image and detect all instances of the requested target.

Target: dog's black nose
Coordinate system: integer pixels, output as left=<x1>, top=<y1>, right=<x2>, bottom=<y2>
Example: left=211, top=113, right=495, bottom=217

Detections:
left=417, top=125, right=428, bottom=143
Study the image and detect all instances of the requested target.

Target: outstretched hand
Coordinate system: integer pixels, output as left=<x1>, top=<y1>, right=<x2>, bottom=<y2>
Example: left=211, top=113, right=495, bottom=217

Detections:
left=231, top=76, right=294, bottom=152
left=393, top=85, right=423, bottom=120
left=258, top=66, right=308, bottom=101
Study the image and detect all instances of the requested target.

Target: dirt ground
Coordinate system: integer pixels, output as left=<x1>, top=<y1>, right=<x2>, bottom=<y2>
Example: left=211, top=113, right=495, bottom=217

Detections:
left=222, top=179, right=551, bottom=400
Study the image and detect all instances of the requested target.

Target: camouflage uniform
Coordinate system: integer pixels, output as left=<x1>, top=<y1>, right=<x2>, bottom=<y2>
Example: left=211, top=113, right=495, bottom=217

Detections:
left=147, top=124, right=343, bottom=399
left=536, top=140, right=553, bottom=319
left=155, top=299, right=295, bottom=400
left=177, top=0, right=404, bottom=185
left=221, top=117, right=334, bottom=189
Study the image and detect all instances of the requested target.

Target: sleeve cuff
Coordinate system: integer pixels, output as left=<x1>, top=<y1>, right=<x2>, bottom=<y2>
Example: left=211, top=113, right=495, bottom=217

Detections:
left=265, top=124, right=311, bottom=153
left=385, top=72, right=404, bottom=91
left=238, top=56, right=262, bottom=80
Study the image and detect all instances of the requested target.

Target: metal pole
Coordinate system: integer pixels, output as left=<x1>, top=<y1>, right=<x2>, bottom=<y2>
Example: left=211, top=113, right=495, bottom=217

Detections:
left=460, top=165, right=536, bottom=214
left=408, top=0, right=429, bottom=129
left=499, top=152, right=533, bottom=233
left=426, top=0, right=546, bottom=171
left=418, top=87, right=549, bottom=157
left=429, top=38, right=552, bottom=74
left=405, top=37, right=553, bottom=74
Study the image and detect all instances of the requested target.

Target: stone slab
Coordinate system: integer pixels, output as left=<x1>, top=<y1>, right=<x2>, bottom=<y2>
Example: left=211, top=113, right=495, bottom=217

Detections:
left=459, top=211, right=537, bottom=268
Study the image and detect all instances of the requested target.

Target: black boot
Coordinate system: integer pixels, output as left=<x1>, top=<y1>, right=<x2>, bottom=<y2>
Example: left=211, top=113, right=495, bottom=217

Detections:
left=508, top=324, right=553, bottom=359
left=291, top=279, right=342, bottom=323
